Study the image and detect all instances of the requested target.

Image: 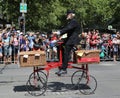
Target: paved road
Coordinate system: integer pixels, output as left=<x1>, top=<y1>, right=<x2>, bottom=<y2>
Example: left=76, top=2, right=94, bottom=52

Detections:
left=0, top=61, right=120, bottom=98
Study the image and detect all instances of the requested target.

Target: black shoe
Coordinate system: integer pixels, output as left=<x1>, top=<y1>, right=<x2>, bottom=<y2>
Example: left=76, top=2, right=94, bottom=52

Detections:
left=57, top=70, right=67, bottom=76
left=55, top=70, right=61, bottom=75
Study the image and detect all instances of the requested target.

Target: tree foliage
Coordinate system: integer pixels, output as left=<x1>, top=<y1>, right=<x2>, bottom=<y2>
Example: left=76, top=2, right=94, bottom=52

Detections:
left=0, top=0, right=120, bottom=31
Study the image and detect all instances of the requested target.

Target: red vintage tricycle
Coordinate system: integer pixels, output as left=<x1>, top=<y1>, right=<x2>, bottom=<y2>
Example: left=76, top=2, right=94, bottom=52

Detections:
left=19, top=40, right=100, bottom=96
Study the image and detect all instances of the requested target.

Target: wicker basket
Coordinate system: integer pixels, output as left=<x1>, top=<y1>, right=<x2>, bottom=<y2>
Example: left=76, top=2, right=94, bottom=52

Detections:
left=75, top=50, right=100, bottom=64
left=19, top=51, right=46, bottom=67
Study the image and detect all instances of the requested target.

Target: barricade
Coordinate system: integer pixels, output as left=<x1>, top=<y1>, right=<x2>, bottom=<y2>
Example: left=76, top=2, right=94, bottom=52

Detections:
left=0, top=41, right=120, bottom=65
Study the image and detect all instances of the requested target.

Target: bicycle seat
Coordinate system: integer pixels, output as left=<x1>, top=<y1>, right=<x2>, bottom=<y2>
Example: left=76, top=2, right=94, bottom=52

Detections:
left=57, top=40, right=64, bottom=45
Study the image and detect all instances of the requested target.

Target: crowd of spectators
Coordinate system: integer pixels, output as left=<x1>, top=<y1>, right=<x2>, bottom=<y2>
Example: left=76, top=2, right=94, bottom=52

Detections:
left=0, top=26, right=120, bottom=64
left=0, top=26, right=46, bottom=64
left=78, top=29, right=120, bottom=62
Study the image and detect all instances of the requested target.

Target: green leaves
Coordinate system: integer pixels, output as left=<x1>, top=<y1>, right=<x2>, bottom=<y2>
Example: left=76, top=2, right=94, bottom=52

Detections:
left=0, top=0, right=120, bottom=31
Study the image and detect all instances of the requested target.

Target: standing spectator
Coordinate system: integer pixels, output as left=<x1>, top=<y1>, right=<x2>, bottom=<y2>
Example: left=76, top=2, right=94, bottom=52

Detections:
left=116, top=31, right=120, bottom=58
left=24, top=36, right=30, bottom=51
left=2, top=32, right=11, bottom=64
left=86, top=31, right=91, bottom=50
left=12, top=33, right=19, bottom=63
left=90, top=31, right=98, bottom=50
left=107, top=34, right=113, bottom=58
left=19, top=33, right=26, bottom=51
left=112, top=35, right=119, bottom=62
left=77, top=32, right=86, bottom=49
left=0, top=39, right=3, bottom=62
left=42, top=34, right=49, bottom=51
left=28, top=32, right=35, bottom=51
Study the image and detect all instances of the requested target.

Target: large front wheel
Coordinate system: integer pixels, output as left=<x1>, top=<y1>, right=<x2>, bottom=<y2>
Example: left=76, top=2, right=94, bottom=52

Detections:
left=71, top=70, right=84, bottom=85
left=26, top=71, right=48, bottom=96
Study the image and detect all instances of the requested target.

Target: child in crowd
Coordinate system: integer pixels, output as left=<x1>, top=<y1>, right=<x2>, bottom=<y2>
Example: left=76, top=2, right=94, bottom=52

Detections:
left=49, top=33, right=58, bottom=60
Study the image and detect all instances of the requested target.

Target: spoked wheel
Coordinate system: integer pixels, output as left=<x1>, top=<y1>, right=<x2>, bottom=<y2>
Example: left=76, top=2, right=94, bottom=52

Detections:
left=79, top=74, right=97, bottom=95
left=26, top=71, right=48, bottom=96
left=71, top=70, right=84, bottom=85
left=71, top=70, right=97, bottom=95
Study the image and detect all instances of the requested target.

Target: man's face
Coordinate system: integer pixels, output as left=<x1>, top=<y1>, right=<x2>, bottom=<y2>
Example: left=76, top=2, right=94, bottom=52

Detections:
left=66, top=13, right=72, bottom=20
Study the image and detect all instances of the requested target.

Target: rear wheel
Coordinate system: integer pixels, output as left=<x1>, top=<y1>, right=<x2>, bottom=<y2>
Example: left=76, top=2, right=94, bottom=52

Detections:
left=79, top=75, right=97, bottom=95
left=71, top=70, right=97, bottom=95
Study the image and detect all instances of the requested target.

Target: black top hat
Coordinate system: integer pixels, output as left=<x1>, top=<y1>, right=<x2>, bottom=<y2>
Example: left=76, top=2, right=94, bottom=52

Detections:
left=67, top=10, right=75, bottom=15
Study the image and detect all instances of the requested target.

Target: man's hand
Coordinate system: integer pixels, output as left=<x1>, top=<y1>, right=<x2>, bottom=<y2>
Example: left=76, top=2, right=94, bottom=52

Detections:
left=52, top=31, right=60, bottom=35
left=52, top=32, right=58, bottom=35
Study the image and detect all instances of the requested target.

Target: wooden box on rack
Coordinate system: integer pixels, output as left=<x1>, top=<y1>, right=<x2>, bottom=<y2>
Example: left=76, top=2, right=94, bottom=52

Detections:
left=19, top=51, right=46, bottom=67
left=75, top=50, right=100, bottom=64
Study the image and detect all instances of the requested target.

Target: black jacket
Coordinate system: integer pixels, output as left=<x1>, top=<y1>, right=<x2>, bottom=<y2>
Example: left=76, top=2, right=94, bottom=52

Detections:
left=60, top=18, right=81, bottom=45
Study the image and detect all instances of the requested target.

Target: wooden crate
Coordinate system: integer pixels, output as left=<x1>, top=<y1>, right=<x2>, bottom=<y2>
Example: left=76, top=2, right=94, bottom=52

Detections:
left=75, top=50, right=100, bottom=64
left=19, top=51, right=46, bottom=67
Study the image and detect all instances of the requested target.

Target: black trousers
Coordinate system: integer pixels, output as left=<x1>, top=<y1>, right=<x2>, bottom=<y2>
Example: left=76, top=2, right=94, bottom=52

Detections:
left=61, top=44, right=74, bottom=70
